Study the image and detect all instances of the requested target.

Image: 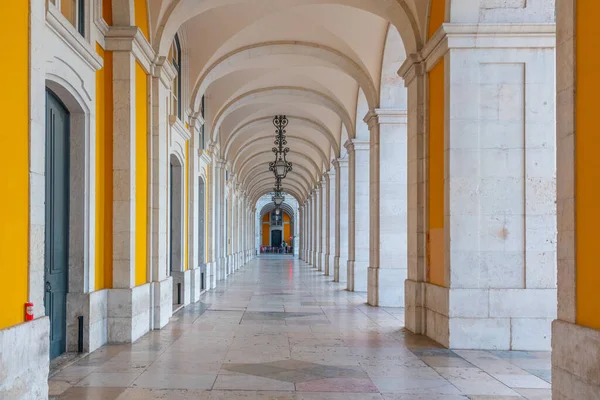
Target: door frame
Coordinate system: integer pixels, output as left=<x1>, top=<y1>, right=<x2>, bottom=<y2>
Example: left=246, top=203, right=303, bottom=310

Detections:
left=44, top=77, right=92, bottom=354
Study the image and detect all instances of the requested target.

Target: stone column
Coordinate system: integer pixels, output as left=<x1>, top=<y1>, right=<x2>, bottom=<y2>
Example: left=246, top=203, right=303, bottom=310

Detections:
left=206, top=156, right=216, bottom=289
left=313, top=187, right=320, bottom=267
left=215, top=159, right=226, bottom=281
left=334, top=158, right=349, bottom=283
left=399, top=56, right=426, bottom=335
left=149, top=59, right=173, bottom=328
left=108, top=47, right=153, bottom=343
left=317, top=180, right=324, bottom=271
left=296, top=206, right=303, bottom=260
left=403, top=24, right=556, bottom=350
left=345, top=139, right=369, bottom=292
left=324, top=171, right=332, bottom=276
left=366, top=109, right=408, bottom=307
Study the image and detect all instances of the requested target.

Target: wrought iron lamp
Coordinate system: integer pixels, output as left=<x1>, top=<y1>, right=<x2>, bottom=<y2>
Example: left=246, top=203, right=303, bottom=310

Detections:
left=272, top=177, right=285, bottom=206
left=269, top=115, right=293, bottom=179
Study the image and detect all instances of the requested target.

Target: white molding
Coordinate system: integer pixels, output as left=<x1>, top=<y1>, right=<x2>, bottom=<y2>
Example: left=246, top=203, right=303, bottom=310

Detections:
left=153, top=57, right=176, bottom=88
left=46, top=5, right=102, bottom=71
left=399, top=23, right=557, bottom=78
left=104, top=26, right=156, bottom=73
left=170, top=115, right=191, bottom=141
left=364, top=109, right=408, bottom=126
left=93, top=0, right=109, bottom=37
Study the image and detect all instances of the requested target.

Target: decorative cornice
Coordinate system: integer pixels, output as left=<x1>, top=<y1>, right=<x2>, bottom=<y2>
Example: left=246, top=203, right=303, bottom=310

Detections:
left=399, top=23, right=555, bottom=81
left=364, top=109, right=408, bottom=127
left=46, top=5, right=103, bottom=71
left=104, top=26, right=156, bottom=73
left=169, top=115, right=191, bottom=141
left=153, top=56, right=177, bottom=87
left=397, top=53, right=424, bottom=86
left=344, top=139, right=369, bottom=153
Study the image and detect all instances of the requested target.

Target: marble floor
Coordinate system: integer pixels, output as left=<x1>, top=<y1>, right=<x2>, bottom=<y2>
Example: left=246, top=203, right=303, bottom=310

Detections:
left=49, top=255, right=552, bottom=399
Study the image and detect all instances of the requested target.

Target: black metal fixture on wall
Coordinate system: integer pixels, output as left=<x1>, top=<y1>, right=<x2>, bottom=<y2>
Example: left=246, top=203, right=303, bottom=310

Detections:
left=269, top=115, right=293, bottom=180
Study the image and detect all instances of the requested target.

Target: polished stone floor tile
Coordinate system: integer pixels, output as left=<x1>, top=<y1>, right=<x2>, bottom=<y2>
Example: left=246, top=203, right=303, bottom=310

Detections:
left=49, top=256, right=551, bottom=399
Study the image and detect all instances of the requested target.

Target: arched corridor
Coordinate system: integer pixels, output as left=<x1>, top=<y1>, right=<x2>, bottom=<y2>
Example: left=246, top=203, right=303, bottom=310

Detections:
left=0, top=1, right=598, bottom=399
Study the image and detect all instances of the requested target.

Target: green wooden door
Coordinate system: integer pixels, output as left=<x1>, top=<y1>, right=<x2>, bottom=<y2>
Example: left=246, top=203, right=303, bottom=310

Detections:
left=45, top=89, right=70, bottom=360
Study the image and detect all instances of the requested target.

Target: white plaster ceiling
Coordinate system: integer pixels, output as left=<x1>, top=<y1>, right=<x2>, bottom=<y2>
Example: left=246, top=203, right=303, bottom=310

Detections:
left=148, top=0, right=418, bottom=205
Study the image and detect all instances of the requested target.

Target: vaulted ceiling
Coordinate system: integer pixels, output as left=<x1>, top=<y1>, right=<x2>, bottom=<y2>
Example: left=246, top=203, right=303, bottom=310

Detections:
left=146, top=0, right=421, bottom=204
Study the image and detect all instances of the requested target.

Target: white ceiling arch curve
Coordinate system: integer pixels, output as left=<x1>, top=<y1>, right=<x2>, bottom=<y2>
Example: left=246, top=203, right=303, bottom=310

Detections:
left=223, top=115, right=341, bottom=158
left=153, top=0, right=424, bottom=59
left=250, top=183, right=304, bottom=205
left=252, top=190, right=302, bottom=208
left=223, top=116, right=341, bottom=160
left=231, top=137, right=329, bottom=178
left=211, top=86, right=355, bottom=146
left=236, top=151, right=320, bottom=185
left=259, top=202, right=296, bottom=219
left=245, top=174, right=309, bottom=200
left=189, top=41, right=378, bottom=114
left=241, top=162, right=316, bottom=193
left=244, top=170, right=312, bottom=196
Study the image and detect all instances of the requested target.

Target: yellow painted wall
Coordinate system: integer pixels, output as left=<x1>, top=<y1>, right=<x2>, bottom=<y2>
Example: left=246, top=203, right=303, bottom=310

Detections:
left=575, top=0, right=600, bottom=330
left=283, top=225, right=291, bottom=244
left=263, top=213, right=269, bottom=222
left=103, top=0, right=113, bottom=25
left=135, top=62, right=148, bottom=286
left=262, top=224, right=270, bottom=246
left=95, top=44, right=114, bottom=290
left=135, top=0, right=149, bottom=40
left=427, top=59, right=445, bottom=287
left=0, top=2, right=29, bottom=330
left=428, top=0, right=446, bottom=39
left=184, top=144, right=189, bottom=271
left=283, top=213, right=291, bottom=223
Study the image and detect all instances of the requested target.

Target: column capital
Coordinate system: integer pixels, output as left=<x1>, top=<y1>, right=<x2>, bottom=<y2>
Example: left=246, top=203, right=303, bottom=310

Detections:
left=105, top=26, right=154, bottom=72
left=398, top=53, right=425, bottom=86
left=333, top=157, right=349, bottom=170
left=344, top=139, right=369, bottom=153
left=364, top=109, right=408, bottom=127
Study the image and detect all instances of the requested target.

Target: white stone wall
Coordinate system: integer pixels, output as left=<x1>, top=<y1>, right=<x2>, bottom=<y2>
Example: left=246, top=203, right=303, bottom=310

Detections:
left=337, top=158, right=349, bottom=283
left=444, top=29, right=556, bottom=350
left=0, top=318, right=50, bottom=400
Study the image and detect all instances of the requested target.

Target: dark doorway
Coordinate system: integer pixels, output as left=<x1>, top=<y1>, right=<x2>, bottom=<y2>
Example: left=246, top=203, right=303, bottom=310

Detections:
left=45, top=89, right=70, bottom=360
left=271, top=230, right=282, bottom=247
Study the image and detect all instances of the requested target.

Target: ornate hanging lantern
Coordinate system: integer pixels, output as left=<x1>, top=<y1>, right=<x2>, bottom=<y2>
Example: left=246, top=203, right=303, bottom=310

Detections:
left=272, top=177, right=285, bottom=206
left=269, top=115, right=293, bottom=179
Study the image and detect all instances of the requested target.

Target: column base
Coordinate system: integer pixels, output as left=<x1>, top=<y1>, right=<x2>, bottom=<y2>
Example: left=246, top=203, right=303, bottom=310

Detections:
left=337, top=256, right=348, bottom=283
left=324, top=253, right=330, bottom=276
left=552, top=320, right=600, bottom=399
left=172, top=270, right=192, bottom=307
left=227, top=255, right=234, bottom=275
left=348, top=260, right=368, bottom=292
left=218, top=257, right=227, bottom=281
left=107, top=284, right=152, bottom=344
left=367, top=267, right=406, bottom=307
left=318, top=252, right=324, bottom=271
left=152, top=276, right=173, bottom=330
left=207, top=261, right=217, bottom=289
left=0, top=317, right=49, bottom=399
left=190, top=267, right=205, bottom=303
left=328, top=254, right=335, bottom=280
left=333, top=256, right=340, bottom=281
left=404, top=279, right=425, bottom=334
left=66, top=290, right=109, bottom=353
left=346, top=260, right=355, bottom=290
left=404, top=280, right=555, bottom=350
